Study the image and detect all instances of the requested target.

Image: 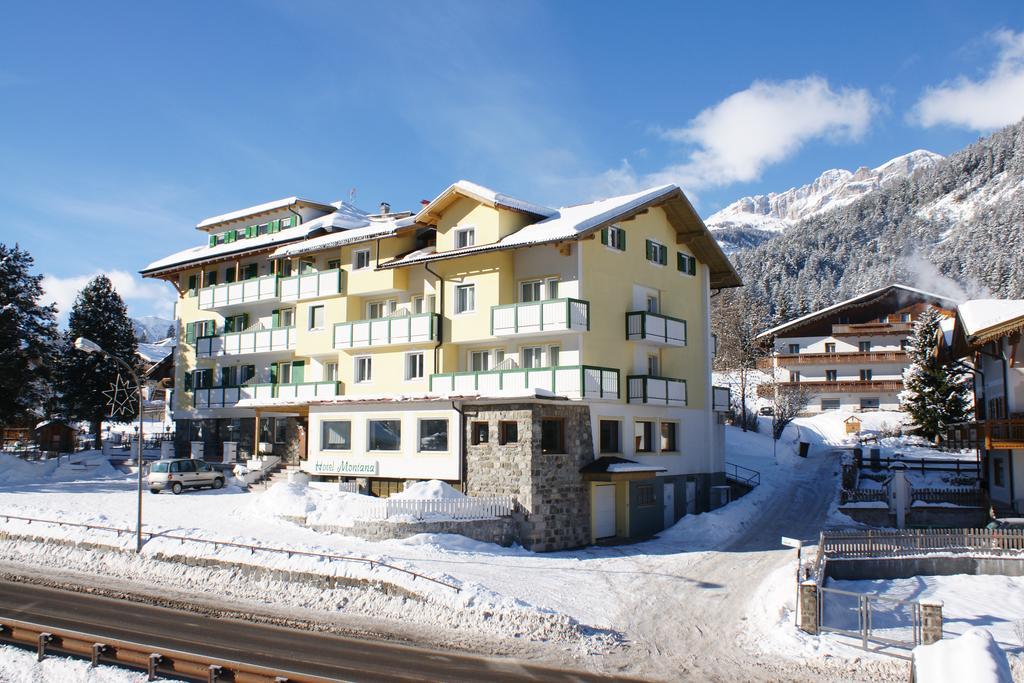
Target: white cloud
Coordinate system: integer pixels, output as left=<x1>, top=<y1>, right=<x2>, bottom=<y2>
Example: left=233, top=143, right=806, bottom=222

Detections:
left=911, top=29, right=1024, bottom=131
left=42, top=271, right=175, bottom=324
left=651, top=77, right=876, bottom=191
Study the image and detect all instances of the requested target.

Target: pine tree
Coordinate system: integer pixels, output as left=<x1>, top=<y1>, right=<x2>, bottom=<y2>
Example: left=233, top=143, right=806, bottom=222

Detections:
left=898, top=307, right=972, bottom=441
left=59, top=275, right=139, bottom=447
left=0, top=244, right=59, bottom=425
left=164, top=324, right=175, bottom=340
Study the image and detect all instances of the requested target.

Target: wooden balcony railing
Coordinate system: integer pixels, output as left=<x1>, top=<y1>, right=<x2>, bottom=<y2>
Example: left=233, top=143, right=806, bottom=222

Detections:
left=831, top=322, right=913, bottom=336
left=760, top=351, right=909, bottom=369
left=757, top=380, right=903, bottom=397
left=947, top=419, right=1024, bottom=450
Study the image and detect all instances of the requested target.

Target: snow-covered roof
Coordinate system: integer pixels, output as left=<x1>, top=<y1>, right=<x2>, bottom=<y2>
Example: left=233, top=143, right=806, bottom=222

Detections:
left=196, top=196, right=335, bottom=230
left=383, top=184, right=742, bottom=288
left=956, top=299, right=1024, bottom=338
left=141, top=225, right=310, bottom=274
left=757, top=284, right=959, bottom=339
left=579, top=456, right=667, bottom=475
left=137, top=342, right=174, bottom=364
left=415, top=180, right=555, bottom=224
left=271, top=215, right=417, bottom=260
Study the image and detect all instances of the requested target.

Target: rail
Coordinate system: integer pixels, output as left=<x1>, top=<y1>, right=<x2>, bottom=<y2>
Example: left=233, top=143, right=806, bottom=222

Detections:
left=946, top=419, right=1024, bottom=450
left=0, top=513, right=460, bottom=591
left=762, top=351, right=909, bottom=368
left=855, top=453, right=980, bottom=475
left=0, top=614, right=338, bottom=683
left=724, top=462, right=760, bottom=488
left=820, top=528, right=1024, bottom=558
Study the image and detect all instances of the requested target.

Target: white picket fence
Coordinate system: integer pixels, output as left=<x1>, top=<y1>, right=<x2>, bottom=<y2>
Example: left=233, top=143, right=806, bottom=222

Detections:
left=349, top=495, right=517, bottom=521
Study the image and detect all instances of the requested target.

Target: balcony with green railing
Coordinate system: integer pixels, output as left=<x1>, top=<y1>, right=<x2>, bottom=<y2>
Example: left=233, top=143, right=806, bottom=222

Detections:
left=430, top=365, right=618, bottom=400
left=192, top=381, right=341, bottom=409
left=334, top=313, right=441, bottom=350
left=625, top=311, right=687, bottom=347
left=627, top=375, right=687, bottom=406
left=197, top=274, right=279, bottom=311
left=279, top=268, right=343, bottom=302
left=490, top=298, right=590, bottom=338
left=195, top=326, right=296, bottom=358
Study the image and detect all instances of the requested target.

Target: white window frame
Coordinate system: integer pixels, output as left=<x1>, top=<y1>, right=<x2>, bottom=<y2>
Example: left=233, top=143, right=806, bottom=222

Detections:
left=425, top=294, right=436, bottom=313
left=455, top=227, right=475, bottom=249
left=659, top=421, right=679, bottom=453
left=647, top=354, right=660, bottom=376
left=455, top=284, right=475, bottom=314
left=367, top=299, right=397, bottom=319
left=279, top=308, right=295, bottom=328
left=521, top=346, right=543, bottom=369
left=646, top=295, right=659, bottom=314
left=606, top=226, right=625, bottom=250
left=308, top=305, right=325, bottom=331
left=324, top=362, right=338, bottom=382
left=470, top=350, right=490, bottom=372
left=412, top=296, right=424, bottom=314
left=353, top=248, right=371, bottom=270
left=321, top=420, right=351, bottom=451
left=548, top=345, right=560, bottom=367
left=520, top=279, right=543, bottom=303
left=355, top=356, right=372, bottom=384
left=405, top=352, right=425, bottom=381
left=417, top=418, right=449, bottom=453
left=646, top=239, right=668, bottom=266
left=278, top=362, right=293, bottom=384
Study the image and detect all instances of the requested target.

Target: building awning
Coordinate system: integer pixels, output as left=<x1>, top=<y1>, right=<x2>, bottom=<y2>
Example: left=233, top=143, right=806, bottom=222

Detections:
left=580, top=456, right=667, bottom=482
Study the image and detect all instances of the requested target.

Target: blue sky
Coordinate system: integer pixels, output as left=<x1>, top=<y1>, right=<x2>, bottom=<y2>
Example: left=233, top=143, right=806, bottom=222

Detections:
left=2, top=1, right=1023, bottom=321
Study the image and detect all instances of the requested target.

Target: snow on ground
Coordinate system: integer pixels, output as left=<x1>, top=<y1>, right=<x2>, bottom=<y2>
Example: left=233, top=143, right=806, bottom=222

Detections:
left=0, top=644, right=156, bottom=682
left=914, top=629, right=1013, bottom=683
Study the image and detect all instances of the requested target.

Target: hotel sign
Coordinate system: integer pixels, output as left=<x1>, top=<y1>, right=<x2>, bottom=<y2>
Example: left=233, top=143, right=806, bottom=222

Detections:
left=307, top=457, right=379, bottom=476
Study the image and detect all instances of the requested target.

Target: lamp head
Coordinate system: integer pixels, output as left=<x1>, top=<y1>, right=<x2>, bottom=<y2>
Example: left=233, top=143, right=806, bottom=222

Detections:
left=73, top=337, right=103, bottom=354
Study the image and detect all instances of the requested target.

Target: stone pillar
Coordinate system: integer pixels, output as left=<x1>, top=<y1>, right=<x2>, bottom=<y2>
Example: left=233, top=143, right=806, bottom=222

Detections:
left=920, top=599, right=943, bottom=645
left=799, top=581, right=819, bottom=635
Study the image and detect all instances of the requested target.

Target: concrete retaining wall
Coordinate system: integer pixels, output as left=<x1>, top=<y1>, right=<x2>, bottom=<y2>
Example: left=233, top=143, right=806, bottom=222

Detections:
left=838, top=505, right=988, bottom=528
left=307, top=517, right=518, bottom=547
left=827, top=556, right=1024, bottom=580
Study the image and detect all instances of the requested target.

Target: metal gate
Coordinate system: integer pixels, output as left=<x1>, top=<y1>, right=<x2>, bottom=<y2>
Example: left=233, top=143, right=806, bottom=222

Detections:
left=819, top=586, right=923, bottom=652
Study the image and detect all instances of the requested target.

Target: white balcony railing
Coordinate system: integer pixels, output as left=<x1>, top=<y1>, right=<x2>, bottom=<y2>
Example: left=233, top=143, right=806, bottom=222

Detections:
left=491, top=298, right=590, bottom=337
left=627, top=375, right=687, bottom=406
left=197, top=275, right=279, bottom=310
left=334, top=313, right=440, bottom=350
left=625, top=311, right=687, bottom=346
left=195, top=327, right=296, bottom=358
left=430, top=365, right=618, bottom=400
left=192, top=381, right=341, bottom=408
left=279, top=268, right=343, bottom=302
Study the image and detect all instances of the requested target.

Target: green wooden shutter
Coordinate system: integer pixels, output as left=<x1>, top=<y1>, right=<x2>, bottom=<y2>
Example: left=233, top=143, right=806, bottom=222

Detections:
left=270, top=219, right=280, bottom=232
left=270, top=362, right=278, bottom=384
left=688, top=256, right=696, bottom=275
left=645, top=240, right=653, bottom=261
left=185, top=322, right=196, bottom=345
left=209, top=235, right=217, bottom=247
left=619, top=229, right=626, bottom=251
left=187, top=275, right=197, bottom=292
left=184, top=371, right=192, bottom=392
left=600, top=228, right=608, bottom=245
left=291, top=360, right=305, bottom=384
left=677, top=252, right=685, bottom=272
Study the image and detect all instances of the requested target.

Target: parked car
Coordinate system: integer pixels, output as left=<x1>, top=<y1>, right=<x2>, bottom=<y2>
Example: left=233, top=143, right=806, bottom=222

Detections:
left=148, top=458, right=224, bottom=494
left=758, top=406, right=774, bottom=416
left=987, top=518, right=1024, bottom=530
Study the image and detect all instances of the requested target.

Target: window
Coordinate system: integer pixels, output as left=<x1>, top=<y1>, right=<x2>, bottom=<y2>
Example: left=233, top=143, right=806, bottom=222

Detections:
left=471, top=422, right=489, bottom=445
left=274, top=417, right=287, bottom=444
left=455, top=227, right=475, bottom=249
left=660, top=422, right=678, bottom=452
left=637, top=484, right=656, bottom=507
left=788, top=344, right=800, bottom=354
left=499, top=421, right=518, bottom=445
left=412, top=296, right=424, bottom=314
left=257, top=223, right=269, bottom=236
left=645, top=239, right=668, bottom=265
left=425, top=294, right=436, bottom=313
left=599, top=420, right=620, bottom=453
left=824, top=342, right=836, bottom=353
left=470, top=351, right=490, bottom=372
left=327, top=259, right=341, bottom=270
left=455, top=284, right=475, bottom=313
left=241, top=364, right=256, bottom=384
left=494, top=349, right=507, bottom=367
left=900, top=339, right=910, bottom=350
left=601, top=225, right=626, bottom=250
left=368, top=420, right=401, bottom=451
left=355, top=357, right=372, bottom=383
left=546, top=279, right=559, bottom=299
left=859, top=369, right=873, bottom=381
left=260, top=417, right=273, bottom=444
left=677, top=252, right=697, bottom=276
left=221, top=366, right=238, bottom=387
left=635, top=421, right=654, bottom=453
left=192, top=368, right=213, bottom=389
left=279, top=260, right=293, bottom=277
left=994, top=458, right=1006, bottom=487
left=325, top=362, right=338, bottom=382
left=419, top=419, right=448, bottom=452
left=646, top=295, right=659, bottom=314
left=789, top=371, right=800, bottom=383
left=878, top=315, right=888, bottom=323
left=901, top=313, right=912, bottom=323
left=540, top=419, right=565, bottom=454
left=406, top=352, right=425, bottom=380
left=548, top=345, right=560, bottom=367
left=274, top=308, right=294, bottom=328
left=860, top=398, right=880, bottom=410
left=647, top=354, right=660, bottom=376
left=206, top=270, right=218, bottom=286
left=225, top=313, right=248, bottom=333
left=825, top=369, right=838, bottom=382
left=298, top=260, right=315, bottom=274
left=243, top=263, right=258, bottom=280
left=859, top=341, right=872, bottom=352
left=522, top=346, right=543, bottom=369
left=821, top=399, right=841, bottom=411
left=224, top=268, right=236, bottom=284
left=354, top=249, right=371, bottom=270
left=309, top=305, right=325, bottom=330
left=368, top=300, right=396, bottom=319
left=278, top=362, right=292, bottom=384
left=321, top=421, right=351, bottom=450
left=520, top=280, right=543, bottom=303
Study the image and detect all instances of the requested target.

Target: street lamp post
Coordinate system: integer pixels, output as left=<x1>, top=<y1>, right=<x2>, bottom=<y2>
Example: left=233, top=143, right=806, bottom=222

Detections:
left=74, top=336, right=145, bottom=553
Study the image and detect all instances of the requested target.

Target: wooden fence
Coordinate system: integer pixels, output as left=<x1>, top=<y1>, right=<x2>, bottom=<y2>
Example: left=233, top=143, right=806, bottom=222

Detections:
left=855, top=454, right=980, bottom=475
left=820, top=528, right=1024, bottom=559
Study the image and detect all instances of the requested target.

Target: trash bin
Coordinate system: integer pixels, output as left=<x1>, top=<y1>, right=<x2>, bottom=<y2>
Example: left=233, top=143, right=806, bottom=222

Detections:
left=870, top=447, right=881, bottom=472
left=798, top=442, right=810, bottom=458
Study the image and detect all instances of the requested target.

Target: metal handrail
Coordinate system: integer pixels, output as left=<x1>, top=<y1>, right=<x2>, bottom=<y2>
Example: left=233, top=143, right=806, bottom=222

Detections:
left=0, top=513, right=460, bottom=591
left=724, top=461, right=760, bottom=488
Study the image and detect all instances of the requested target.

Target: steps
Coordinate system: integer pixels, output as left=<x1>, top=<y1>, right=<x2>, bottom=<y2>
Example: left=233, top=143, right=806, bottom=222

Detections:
left=263, top=463, right=302, bottom=488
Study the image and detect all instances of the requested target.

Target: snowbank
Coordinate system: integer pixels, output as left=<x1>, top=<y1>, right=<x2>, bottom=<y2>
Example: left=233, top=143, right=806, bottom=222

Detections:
left=392, top=480, right=464, bottom=500
left=0, top=452, right=121, bottom=486
left=0, top=643, right=149, bottom=682
left=914, top=628, right=1012, bottom=683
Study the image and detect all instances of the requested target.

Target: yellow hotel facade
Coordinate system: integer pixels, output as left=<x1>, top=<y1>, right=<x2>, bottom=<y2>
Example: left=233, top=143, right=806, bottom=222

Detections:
left=142, top=181, right=740, bottom=549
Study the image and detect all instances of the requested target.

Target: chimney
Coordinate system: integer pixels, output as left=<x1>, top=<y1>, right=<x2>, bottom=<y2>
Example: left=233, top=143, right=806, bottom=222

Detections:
left=379, top=201, right=390, bottom=215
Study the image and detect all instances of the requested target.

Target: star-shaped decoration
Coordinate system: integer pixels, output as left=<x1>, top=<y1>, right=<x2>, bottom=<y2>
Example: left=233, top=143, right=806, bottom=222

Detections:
left=103, top=374, right=139, bottom=419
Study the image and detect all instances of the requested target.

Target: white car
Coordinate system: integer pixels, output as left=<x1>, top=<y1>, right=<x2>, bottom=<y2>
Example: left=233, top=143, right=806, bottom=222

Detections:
left=148, top=458, right=225, bottom=495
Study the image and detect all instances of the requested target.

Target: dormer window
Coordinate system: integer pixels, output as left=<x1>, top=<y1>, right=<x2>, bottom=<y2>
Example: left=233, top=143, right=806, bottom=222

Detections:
left=455, top=227, right=475, bottom=249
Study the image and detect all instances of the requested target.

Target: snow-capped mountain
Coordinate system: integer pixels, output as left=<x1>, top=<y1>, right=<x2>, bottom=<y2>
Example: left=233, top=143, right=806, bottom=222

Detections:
left=707, top=150, right=944, bottom=251
left=132, top=315, right=174, bottom=343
